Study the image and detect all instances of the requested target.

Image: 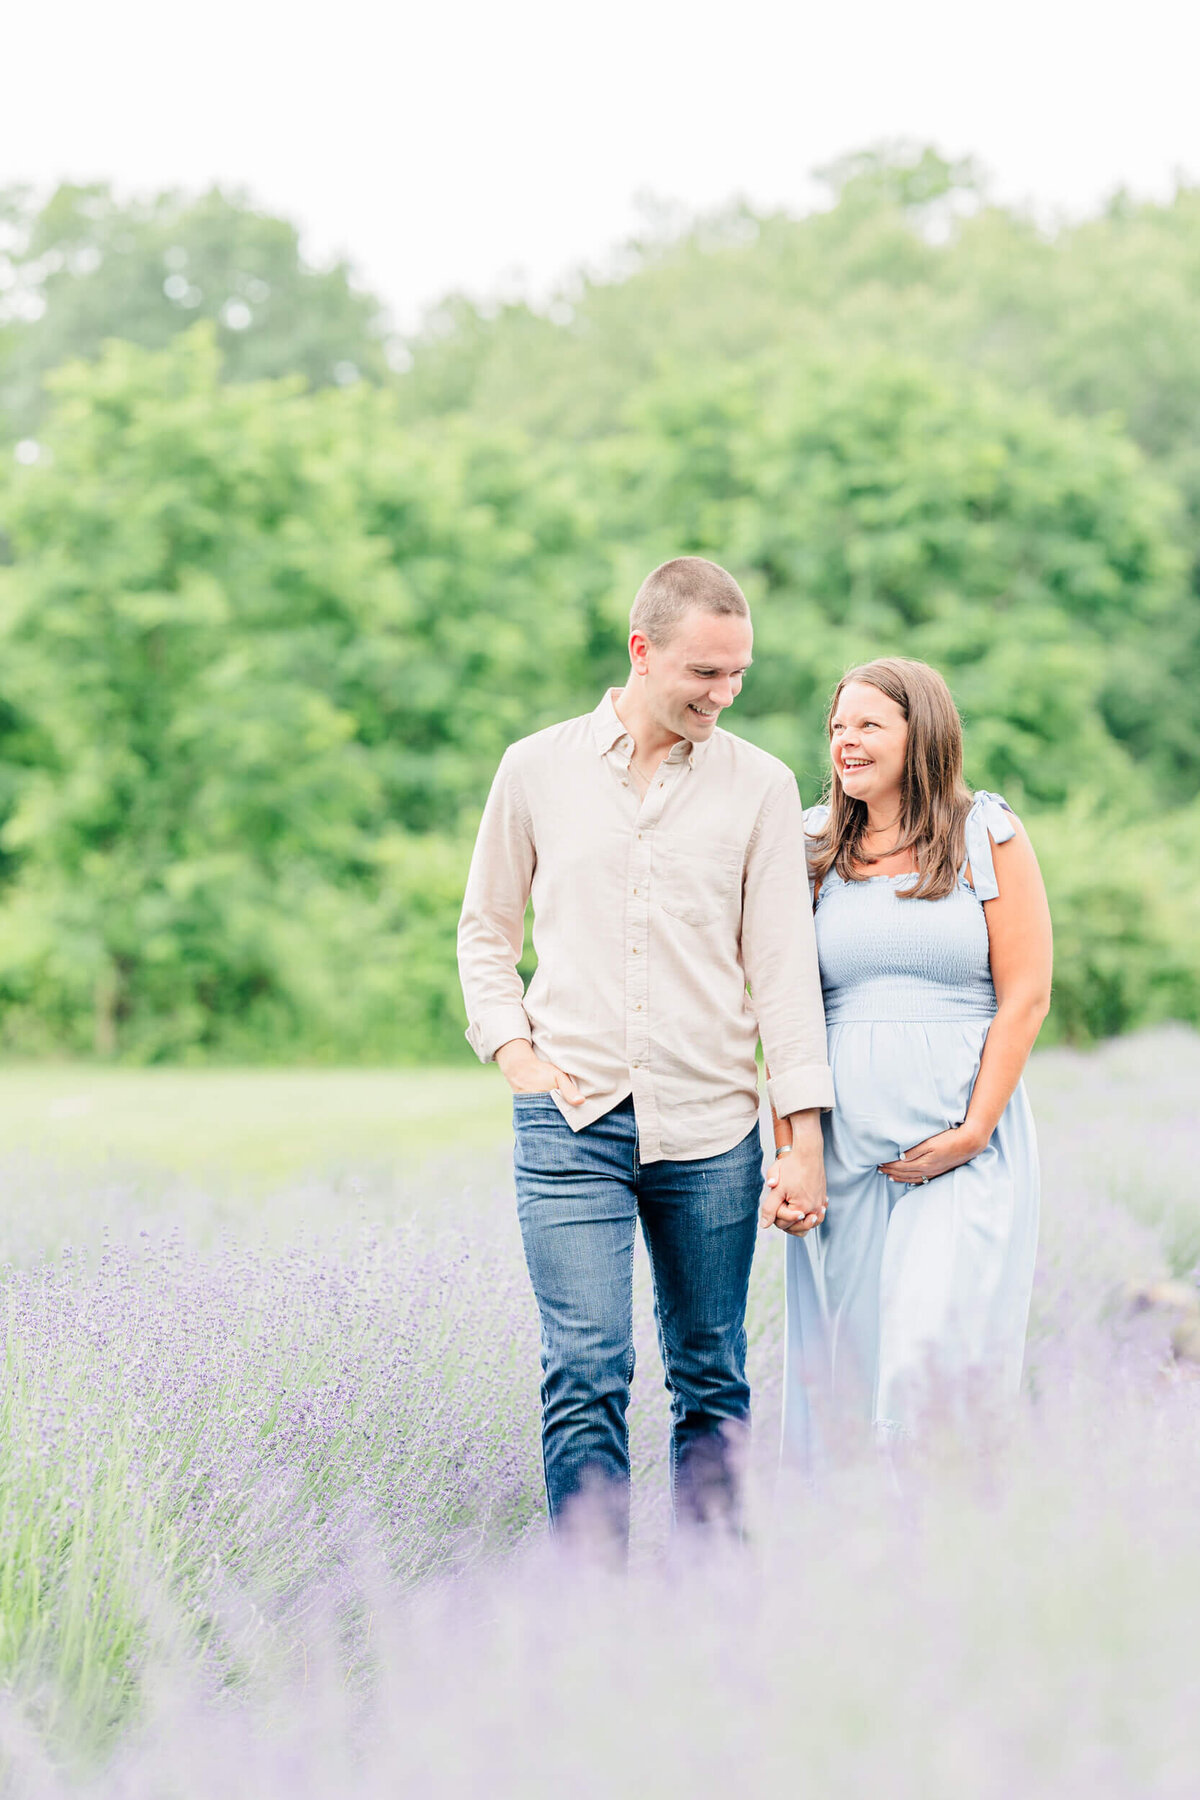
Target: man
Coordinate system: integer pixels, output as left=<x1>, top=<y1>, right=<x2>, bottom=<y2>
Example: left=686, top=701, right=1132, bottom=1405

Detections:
left=458, top=556, right=832, bottom=1541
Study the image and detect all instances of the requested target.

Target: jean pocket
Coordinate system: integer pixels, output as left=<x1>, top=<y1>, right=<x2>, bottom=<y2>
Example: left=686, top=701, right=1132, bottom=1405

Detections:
left=512, top=1090, right=559, bottom=1108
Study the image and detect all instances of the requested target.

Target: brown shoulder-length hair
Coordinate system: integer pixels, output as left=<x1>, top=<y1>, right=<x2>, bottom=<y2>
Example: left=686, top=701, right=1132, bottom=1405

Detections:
left=808, top=659, right=973, bottom=901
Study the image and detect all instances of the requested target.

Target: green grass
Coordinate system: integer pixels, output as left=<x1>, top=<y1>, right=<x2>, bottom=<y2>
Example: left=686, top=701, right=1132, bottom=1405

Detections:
left=0, top=1063, right=512, bottom=1183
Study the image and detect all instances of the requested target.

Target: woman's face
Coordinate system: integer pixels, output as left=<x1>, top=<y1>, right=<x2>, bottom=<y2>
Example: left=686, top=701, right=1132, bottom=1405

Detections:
left=830, top=681, right=909, bottom=813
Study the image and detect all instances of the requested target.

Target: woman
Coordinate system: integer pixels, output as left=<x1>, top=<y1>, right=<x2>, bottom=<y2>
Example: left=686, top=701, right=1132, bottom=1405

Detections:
left=765, top=658, right=1053, bottom=1456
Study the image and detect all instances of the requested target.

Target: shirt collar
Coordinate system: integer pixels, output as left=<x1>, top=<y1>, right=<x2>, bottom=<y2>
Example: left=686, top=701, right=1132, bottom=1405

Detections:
left=589, top=688, right=713, bottom=769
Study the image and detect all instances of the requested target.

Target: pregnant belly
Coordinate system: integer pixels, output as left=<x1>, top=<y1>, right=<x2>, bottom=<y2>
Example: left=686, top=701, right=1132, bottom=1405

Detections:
left=825, top=1019, right=990, bottom=1167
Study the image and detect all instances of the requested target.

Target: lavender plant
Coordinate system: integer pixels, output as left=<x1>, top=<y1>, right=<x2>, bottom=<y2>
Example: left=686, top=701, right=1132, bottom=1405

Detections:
left=1, top=1032, right=1197, bottom=1797
left=1, top=1221, right=542, bottom=1751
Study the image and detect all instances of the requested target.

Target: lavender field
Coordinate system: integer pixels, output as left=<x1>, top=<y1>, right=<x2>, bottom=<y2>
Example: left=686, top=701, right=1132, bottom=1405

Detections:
left=2, top=1032, right=1199, bottom=1798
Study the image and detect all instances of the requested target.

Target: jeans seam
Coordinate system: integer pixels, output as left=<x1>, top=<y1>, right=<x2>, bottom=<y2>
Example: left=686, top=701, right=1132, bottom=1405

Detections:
left=631, top=1108, right=655, bottom=1503
left=622, top=1220, right=636, bottom=1492
left=640, top=1226, right=681, bottom=1517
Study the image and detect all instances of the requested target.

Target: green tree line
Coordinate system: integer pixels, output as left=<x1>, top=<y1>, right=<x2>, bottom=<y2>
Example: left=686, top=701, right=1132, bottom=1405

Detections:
left=0, top=151, right=1197, bottom=1060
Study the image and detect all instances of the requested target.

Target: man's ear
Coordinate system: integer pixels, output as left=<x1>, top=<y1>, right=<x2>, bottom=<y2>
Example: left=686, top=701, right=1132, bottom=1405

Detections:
left=629, top=629, right=652, bottom=675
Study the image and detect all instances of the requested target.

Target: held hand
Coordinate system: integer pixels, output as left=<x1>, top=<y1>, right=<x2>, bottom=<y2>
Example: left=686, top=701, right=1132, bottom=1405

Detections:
left=495, top=1039, right=584, bottom=1104
left=759, top=1140, right=827, bottom=1237
left=877, top=1125, right=985, bottom=1186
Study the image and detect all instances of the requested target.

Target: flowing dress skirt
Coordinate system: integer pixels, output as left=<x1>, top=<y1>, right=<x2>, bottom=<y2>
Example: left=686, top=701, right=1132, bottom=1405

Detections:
left=783, top=1017, right=1040, bottom=1461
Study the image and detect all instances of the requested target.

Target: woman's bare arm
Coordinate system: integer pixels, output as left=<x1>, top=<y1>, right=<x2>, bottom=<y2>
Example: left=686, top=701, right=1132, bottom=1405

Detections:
left=958, top=820, right=1053, bottom=1151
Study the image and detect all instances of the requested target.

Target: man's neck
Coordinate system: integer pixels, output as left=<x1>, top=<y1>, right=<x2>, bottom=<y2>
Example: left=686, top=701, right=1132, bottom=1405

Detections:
left=613, top=683, right=683, bottom=767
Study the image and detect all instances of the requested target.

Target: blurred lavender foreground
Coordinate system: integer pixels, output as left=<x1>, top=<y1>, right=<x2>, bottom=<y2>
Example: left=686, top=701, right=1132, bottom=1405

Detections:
left=2, top=1032, right=1199, bottom=1798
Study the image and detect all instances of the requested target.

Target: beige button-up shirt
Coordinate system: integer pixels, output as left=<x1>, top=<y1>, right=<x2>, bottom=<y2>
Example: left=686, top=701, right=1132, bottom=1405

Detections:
left=458, top=690, right=834, bottom=1162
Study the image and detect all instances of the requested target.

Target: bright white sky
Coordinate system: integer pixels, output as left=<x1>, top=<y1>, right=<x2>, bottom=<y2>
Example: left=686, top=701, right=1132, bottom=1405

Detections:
left=5, top=0, right=1199, bottom=329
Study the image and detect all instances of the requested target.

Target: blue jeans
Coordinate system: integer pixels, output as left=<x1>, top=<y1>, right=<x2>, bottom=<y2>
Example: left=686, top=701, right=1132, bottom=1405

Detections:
left=512, top=1094, right=763, bottom=1539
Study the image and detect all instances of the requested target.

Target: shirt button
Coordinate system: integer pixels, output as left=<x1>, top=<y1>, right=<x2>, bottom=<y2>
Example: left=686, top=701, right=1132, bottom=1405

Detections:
left=632, top=887, right=638, bottom=895
left=631, top=946, right=638, bottom=954
left=635, top=1003, right=642, bottom=1011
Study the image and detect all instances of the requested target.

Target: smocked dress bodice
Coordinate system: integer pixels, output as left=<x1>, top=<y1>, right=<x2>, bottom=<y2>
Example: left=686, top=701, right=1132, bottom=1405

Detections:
left=808, top=792, right=1015, bottom=1026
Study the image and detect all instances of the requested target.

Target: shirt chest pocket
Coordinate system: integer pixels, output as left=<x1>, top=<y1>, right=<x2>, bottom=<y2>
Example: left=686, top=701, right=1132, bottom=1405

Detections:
left=657, top=842, right=742, bottom=927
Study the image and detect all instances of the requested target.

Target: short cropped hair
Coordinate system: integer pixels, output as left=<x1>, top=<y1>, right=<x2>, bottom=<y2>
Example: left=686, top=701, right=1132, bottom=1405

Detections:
left=630, top=557, right=750, bottom=647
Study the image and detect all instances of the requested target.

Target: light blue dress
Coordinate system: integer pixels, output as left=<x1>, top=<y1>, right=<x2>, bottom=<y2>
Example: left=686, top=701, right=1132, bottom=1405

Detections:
left=783, top=793, right=1040, bottom=1459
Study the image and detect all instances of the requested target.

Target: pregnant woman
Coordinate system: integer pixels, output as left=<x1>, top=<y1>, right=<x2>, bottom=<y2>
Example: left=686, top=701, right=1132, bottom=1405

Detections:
left=766, top=658, right=1053, bottom=1458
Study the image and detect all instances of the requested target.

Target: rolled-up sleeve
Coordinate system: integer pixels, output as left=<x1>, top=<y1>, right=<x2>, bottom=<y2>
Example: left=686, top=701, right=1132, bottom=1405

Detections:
left=457, top=748, right=536, bottom=1062
left=741, top=774, right=835, bottom=1116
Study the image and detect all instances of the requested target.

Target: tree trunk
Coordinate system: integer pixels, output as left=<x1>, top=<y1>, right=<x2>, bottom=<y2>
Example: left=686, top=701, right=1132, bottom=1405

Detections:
left=93, top=960, right=119, bottom=1058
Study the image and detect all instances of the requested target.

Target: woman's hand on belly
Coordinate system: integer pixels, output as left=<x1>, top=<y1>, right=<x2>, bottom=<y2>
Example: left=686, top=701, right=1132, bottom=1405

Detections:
left=877, top=1123, right=987, bottom=1187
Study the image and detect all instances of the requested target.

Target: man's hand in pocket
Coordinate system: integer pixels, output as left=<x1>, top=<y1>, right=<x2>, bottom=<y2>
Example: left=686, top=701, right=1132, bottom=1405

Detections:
left=495, top=1039, right=584, bottom=1103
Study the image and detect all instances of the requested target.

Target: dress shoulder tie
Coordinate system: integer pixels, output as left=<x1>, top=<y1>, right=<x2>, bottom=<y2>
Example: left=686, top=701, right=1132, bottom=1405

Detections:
left=963, top=791, right=1016, bottom=902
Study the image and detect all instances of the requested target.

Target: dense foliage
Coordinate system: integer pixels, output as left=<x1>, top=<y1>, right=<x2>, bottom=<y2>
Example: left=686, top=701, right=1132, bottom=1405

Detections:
left=0, top=183, right=393, bottom=432
left=1, top=152, right=1198, bottom=1059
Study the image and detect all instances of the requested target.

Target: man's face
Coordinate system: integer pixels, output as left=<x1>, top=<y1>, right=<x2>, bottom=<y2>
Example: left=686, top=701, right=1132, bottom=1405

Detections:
left=633, top=608, right=754, bottom=743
